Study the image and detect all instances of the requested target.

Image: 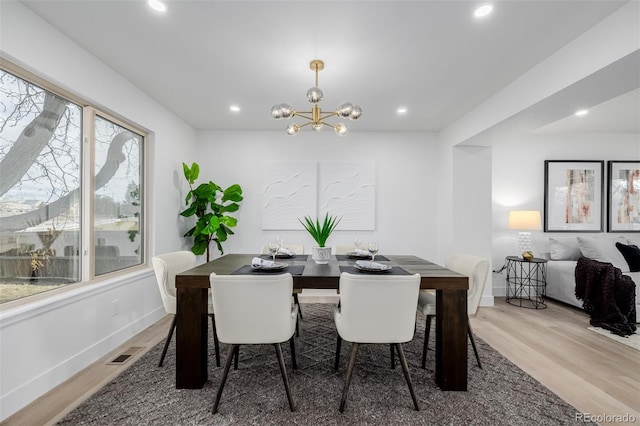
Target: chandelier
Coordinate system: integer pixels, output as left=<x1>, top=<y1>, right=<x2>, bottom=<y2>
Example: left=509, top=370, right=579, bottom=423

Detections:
left=270, top=60, right=362, bottom=136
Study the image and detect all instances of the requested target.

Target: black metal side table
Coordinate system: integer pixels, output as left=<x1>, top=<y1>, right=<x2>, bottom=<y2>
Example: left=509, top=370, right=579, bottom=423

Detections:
left=505, top=256, right=547, bottom=309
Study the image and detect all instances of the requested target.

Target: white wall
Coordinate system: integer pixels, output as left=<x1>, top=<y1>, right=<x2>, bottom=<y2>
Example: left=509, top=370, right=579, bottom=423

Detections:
left=193, top=130, right=441, bottom=261
left=491, top=132, right=640, bottom=295
left=0, top=3, right=198, bottom=420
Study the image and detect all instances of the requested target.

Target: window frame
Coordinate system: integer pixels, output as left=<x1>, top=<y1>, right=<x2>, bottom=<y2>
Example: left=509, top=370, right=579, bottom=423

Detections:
left=0, top=58, right=149, bottom=307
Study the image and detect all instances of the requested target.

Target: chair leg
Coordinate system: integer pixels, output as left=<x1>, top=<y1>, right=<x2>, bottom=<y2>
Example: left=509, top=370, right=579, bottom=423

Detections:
left=158, top=315, right=176, bottom=367
left=293, top=293, right=303, bottom=319
left=233, top=345, right=239, bottom=371
left=274, top=343, right=296, bottom=412
left=396, top=343, right=420, bottom=411
left=467, top=319, right=482, bottom=369
left=334, top=334, right=342, bottom=370
left=390, top=344, right=395, bottom=369
left=339, top=342, right=359, bottom=413
left=421, top=315, right=433, bottom=369
left=210, top=315, right=220, bottom=368
left=289, top=335, right=297, bottom=370
left=212, top=344, right=238, bottom=414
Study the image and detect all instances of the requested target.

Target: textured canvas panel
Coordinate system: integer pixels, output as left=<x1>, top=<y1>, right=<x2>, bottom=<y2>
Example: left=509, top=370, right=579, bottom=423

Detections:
left=319, top=161, right=375, bottom=230
left=261, top=162, right=317, bottom=230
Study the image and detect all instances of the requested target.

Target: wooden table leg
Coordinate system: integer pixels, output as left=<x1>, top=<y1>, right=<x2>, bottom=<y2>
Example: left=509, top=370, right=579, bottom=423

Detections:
left=435, top=288, right=468, bottom=391
left=176, top=287, right=208, bottom=389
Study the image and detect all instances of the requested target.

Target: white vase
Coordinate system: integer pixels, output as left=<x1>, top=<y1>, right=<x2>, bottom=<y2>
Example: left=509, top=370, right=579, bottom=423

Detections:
left=312, top=246, right=332, bottom=264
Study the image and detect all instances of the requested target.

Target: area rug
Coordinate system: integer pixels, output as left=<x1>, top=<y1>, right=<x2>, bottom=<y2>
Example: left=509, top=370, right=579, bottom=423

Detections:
left=58, top=304, right=586, bottom=425
left=588, top=326, right=640, bottom=351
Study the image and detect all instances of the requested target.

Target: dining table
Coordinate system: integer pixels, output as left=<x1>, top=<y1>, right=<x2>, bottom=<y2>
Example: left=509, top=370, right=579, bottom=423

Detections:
left=174, top=253, right=469, bottom=391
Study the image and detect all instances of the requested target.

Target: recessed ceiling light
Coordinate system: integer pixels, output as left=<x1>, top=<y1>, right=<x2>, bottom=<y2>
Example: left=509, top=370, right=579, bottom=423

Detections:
left=575, top=109, right=589, bottom=117
left=148, top=0, right=167, bottom=13
left=397, top=107, right=408, bottom=115
left=229, top=105, right=240, bottom=113
left=474, top=4, right=494, bottom=19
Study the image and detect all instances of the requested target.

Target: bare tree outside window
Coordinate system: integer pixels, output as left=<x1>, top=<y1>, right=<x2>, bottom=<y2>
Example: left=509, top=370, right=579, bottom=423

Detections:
left=0, top=68, right=145, bottom=303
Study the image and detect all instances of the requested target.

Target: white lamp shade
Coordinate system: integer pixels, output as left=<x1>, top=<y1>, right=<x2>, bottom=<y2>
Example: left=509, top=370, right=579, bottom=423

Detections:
left=508, top=211, right=542, bottom=230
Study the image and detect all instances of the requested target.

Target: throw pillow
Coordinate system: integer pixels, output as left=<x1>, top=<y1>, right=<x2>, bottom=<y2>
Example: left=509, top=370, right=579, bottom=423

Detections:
left=548, top=237, right=581, bottom=260
left=577, top=236, right=630, bottom=273
left=616, top=242, right=640, bottom=272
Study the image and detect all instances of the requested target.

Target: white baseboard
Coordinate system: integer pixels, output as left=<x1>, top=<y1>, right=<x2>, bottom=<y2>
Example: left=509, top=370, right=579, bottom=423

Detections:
left=0, top=307, right=164, bottom=422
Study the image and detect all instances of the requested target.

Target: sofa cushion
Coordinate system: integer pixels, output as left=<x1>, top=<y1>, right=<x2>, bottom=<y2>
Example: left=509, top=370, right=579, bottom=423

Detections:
left=548, top=237, right=581, bottom=261
left=616, top=242, right=640, bottom=272
left=577, top=236, right=630, bottom=273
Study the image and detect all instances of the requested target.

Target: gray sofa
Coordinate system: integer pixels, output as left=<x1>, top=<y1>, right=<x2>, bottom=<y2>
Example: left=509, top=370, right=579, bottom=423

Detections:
left=541, top=235, right=639, bottom=316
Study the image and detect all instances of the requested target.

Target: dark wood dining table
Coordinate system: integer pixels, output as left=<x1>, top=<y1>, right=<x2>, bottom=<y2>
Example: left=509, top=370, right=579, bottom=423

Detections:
left=175, top=253, right=469, bottom=391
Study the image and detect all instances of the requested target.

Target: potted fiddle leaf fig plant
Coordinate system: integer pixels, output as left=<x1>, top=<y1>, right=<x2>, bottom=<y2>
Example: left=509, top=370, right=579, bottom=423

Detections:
left=180, top=162, right=243, bottom=261
left=299, top=213, right=341, bottom=264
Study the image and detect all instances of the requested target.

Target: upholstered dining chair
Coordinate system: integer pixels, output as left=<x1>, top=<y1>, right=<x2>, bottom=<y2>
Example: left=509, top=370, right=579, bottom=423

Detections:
left=261, top=244, right=305, bottom=319
left=209, top=272, right=298, bottom=414
left=152, top=251, right=220, bottom=368
left=333, top=272, right=421, bottom=412
left=417, top=254, right=489, bottom=369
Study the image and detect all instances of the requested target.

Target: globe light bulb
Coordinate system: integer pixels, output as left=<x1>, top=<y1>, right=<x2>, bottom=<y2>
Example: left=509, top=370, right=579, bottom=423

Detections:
left=271, top=105, right=283, bottom=119
left=337, top=102, right=353, bottom=118
left=334, top=123, right=348, bottom=136
left=307, top=87, right=323, bottom=103
left=286, top=123, right=300, bottom=135
left=350, top=105, right=362, bottom=120
left=312, top=123, right=323, bottom=132
left=279, top=103, right=294, bottom=119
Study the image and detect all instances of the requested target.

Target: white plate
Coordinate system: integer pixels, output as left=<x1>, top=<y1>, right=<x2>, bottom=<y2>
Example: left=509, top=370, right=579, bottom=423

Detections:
left=346, top=251, right=371, bottom=259
left=354, top=263, right=392, bottom=273
left=251, top=262, right=288, bottom=271
left=275, top=252, right=294, bottom=258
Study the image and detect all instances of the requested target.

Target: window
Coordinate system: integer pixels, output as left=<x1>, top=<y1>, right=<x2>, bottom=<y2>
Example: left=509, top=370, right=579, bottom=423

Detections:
left=0, top=63, right=147, bottom=304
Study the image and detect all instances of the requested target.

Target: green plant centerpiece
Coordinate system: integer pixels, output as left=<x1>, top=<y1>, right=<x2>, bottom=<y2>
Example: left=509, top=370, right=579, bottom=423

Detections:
left=180, top=162, right=243, bottom=261
left=299, top=213, right=341, bottom=264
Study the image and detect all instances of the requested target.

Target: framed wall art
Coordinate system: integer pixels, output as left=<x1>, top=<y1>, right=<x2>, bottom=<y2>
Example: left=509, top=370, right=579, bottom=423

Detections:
left=607, top=160, right=640, bottom=232
left=544, top=160, right=604, bottom=232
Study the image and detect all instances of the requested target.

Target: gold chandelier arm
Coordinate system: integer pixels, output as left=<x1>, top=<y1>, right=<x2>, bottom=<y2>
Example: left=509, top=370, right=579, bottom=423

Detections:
left=319, top=111, right=338, bottom=120
left=319, top=121, right=335, bottom=130
left=294, top=113, right=314, bottom=121
left=297, top=121, right=314, bottom=129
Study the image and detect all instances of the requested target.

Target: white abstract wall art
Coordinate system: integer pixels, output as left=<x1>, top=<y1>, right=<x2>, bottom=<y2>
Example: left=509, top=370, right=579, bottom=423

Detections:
left=261, top=162, right=317, bottom=230
left=319, top=162, right=375, bottom=230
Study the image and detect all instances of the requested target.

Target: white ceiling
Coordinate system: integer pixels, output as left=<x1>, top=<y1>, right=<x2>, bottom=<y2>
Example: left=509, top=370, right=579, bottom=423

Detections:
left=19, top=0, right=640, bottom=135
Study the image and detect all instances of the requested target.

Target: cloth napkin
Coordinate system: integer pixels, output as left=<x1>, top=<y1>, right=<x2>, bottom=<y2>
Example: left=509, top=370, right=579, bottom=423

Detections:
left=356, top=260, right=387, bottom=270
left=277, top=247, right=295, bottom=256
left=354, top=248, right=370, bottom=255
left=252, top=257, right=276, bottom=267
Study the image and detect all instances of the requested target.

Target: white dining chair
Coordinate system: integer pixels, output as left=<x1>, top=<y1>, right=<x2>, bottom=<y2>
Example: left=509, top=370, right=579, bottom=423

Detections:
left=261, top=243, right=305, bottom=321
left=417, top=254, right=489, bottom=369
left=333, top=272, right=421, bottom=412
left=210, top=272, right=298, bottom=414
left=152, top=251, right=220, bottom=368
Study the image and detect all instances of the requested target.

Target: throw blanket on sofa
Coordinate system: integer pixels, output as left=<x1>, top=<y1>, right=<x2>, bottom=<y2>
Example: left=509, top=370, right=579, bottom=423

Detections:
left=575, top=257, right=636, bottom=337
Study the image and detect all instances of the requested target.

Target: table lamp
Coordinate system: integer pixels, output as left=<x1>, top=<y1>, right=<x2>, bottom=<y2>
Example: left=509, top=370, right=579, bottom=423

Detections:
left=508, top=210, right=542, bottom=258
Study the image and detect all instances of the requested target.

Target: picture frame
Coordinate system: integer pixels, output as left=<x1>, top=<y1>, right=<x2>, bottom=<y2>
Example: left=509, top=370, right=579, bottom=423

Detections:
left=607, top=160, right=640, bottom=232
left=544, top=160, right=604, bottom=232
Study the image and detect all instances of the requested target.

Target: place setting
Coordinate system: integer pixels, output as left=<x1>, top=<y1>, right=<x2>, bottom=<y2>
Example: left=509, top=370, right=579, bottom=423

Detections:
left=258, top=238, right=309, bottom=261
left=336, top=239, right=390, bottom=261
left=233, top=240, right=306, bottom=275
left=339, top=242, right=409, bottom=275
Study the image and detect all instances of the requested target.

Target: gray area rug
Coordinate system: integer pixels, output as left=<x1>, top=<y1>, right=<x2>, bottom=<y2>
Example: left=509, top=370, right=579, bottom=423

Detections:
left=58, top=304, right=585, bottom=425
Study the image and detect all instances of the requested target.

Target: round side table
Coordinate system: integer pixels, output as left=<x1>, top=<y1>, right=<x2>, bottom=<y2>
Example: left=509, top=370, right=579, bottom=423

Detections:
left=505, top=256, right=547, bottom=309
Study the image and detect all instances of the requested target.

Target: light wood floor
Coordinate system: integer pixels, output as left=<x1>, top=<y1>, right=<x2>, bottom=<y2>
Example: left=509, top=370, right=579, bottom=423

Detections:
left=4, top=298, right=639, bottom=426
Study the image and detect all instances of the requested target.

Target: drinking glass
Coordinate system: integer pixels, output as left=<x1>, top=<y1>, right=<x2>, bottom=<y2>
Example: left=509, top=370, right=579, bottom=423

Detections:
left=354, top=235, right=362, bottom=251
left=268, top=241, right=279, bottom=262
left=367, top=242, right=379, bottom=262
left=276, top=235, right=285, bottom=249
